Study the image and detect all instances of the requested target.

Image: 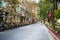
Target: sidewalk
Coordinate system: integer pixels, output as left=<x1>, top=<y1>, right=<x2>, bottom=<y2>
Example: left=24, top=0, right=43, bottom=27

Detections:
left=46, top=25, right=60, bottom=40
left=0, top=31, right=6, bottom=35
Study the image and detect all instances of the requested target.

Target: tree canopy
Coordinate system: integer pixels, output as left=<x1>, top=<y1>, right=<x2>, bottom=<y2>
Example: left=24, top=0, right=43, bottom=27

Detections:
left=38, top=0, right=53, bottom=20
left=55, top=9, right=60, bottom=19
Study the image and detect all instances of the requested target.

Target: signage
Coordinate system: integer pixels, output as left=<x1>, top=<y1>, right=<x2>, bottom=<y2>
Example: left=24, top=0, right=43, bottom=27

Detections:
left=48, top=12, right=53, bottom=21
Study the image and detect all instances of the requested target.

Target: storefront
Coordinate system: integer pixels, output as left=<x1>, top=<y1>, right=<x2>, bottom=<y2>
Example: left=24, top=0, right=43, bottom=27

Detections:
left=0, top=10, right=8, bottom=23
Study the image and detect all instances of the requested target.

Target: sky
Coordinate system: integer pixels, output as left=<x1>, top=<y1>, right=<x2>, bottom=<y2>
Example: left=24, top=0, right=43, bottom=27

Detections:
left=30, top=0, right=39, bottom=3
left=35, top=0, right=39, bottom=3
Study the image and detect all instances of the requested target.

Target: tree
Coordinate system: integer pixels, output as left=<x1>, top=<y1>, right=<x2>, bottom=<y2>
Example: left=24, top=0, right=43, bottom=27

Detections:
left=38, top=0, right=53, bottom=20
left=55, top=9, right=60, bottom=19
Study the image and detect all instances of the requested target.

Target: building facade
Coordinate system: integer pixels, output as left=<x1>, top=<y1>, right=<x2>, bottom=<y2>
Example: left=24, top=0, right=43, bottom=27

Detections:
left=0, top=0, right=38, bottom=23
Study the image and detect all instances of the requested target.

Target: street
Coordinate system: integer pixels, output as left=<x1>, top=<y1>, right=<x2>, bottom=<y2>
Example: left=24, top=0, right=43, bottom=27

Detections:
left=0, top=22, right=55, bottom=40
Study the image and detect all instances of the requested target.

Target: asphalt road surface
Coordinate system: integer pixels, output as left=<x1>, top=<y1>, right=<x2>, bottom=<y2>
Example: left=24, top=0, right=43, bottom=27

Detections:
left=0, top=22, right=55, bottom=40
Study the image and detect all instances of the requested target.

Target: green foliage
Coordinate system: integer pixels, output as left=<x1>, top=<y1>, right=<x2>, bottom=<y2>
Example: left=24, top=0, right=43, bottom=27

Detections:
left=45, top=22, right=60, bottom=32
left=55, top=27, right=60, bottom=32
left=55, top=9, right=60, bottom=19
left=45, top=22, right=50, bottom=26
left=44, top=0, right=53, bottom=3
left=38, top=0, right=53, bottom=20
left=45, top=22, right=54, bottom=28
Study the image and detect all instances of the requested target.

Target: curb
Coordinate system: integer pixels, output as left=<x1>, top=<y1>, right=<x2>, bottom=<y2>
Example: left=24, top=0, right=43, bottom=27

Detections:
left=46, top=25, right=60, bottom=40
left=46, top=25, right=60, bottom=35
left=48, top=29, right=59, bottom=40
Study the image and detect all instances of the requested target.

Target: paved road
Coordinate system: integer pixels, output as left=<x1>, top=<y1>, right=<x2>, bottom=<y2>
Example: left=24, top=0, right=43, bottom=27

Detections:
left=0, top=22, right=55, bottom=40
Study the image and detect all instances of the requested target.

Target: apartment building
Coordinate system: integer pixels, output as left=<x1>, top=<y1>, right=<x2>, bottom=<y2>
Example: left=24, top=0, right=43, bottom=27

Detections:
left=0, top=0, right=38, bottom=23
left=20, top=0, right=38, bottom=21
